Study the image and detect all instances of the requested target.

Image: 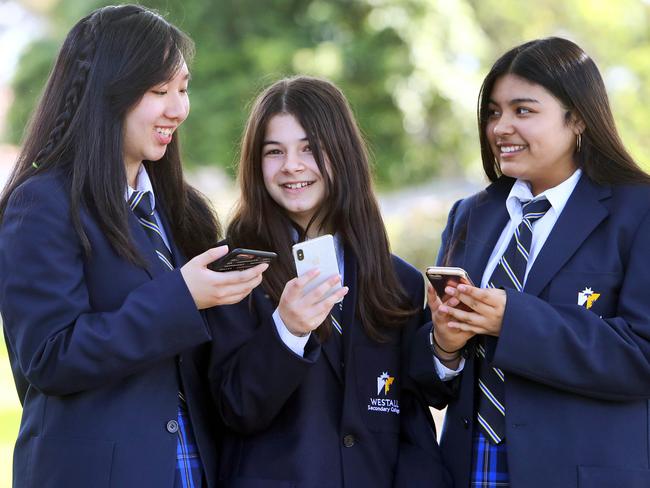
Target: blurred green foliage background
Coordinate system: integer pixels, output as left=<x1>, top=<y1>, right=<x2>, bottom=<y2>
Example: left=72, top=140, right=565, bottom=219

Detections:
left=2, top=0, right=650, bottom=484
left=8, top=0, right=650, bottom=187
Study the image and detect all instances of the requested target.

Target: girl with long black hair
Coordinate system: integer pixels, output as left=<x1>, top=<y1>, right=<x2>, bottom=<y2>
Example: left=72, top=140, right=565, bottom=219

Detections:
left=0, top=5, right=266, bottom=487
left=424, top=37, right=650, bottom=488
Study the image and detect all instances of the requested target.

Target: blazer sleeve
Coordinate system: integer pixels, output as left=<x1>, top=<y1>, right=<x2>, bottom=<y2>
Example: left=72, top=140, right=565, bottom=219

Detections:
left=0, top=177, right=210, bottom=398
left=494, top=206, right=650, bottom=401
left=207, top=295, right=321, bottom=434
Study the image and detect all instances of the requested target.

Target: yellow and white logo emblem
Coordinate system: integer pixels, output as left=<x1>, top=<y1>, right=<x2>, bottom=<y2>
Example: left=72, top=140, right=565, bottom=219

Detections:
left=578, top=287, right=600, bottom=309
left=368, top=371, right=400, bottom=414
left=377, top=372, right=394, bottom=395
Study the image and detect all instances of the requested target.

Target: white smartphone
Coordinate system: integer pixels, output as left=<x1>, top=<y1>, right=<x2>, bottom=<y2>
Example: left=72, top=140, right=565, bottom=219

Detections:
left=292, top=234, right=343, bottom=302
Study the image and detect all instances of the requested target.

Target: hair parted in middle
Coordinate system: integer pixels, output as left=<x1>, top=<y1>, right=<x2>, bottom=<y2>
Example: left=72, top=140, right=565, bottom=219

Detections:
left=228, top=75, right=415, bottom=341
left=478, top=36, right=649, bottom=186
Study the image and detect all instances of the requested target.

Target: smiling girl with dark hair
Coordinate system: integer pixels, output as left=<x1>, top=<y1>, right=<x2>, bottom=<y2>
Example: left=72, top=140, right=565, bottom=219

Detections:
left=422, top=37, right=650, bottom=488
left=206, top=76, right=449, bottom=487
left=0, top=5, right=266, bottom=487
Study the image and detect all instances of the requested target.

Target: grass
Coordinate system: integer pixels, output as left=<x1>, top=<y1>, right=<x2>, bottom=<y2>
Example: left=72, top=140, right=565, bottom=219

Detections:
left=0, top=330, right=20, bottom=488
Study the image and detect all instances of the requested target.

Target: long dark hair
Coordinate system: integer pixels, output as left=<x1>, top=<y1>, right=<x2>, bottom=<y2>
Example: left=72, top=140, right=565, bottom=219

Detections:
left=0, top=4, right=221, bottom=263
left=478, top=37, right=650, bottom=185
left=229, top=76, right=415, bottom=341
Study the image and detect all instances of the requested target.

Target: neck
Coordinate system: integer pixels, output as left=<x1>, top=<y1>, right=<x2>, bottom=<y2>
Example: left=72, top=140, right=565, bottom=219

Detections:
left=126, top=161, right=142, bottom=189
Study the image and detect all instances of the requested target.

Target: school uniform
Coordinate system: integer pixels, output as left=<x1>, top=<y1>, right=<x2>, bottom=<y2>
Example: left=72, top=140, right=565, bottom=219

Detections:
left=411, top=171, right=650, bottom=487
left=0, top=170, right=219, bottom=487
left=204, top=247, right=450, bottom=487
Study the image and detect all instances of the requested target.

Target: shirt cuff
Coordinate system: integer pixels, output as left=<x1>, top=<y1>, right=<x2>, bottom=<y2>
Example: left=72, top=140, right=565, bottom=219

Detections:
left=273, top=308, right=310, bottom=357
left=433, top=355, right=465, bottom=381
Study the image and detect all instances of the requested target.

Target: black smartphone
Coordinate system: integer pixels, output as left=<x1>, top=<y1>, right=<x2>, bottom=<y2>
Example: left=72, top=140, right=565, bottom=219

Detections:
left=208, top=248, right=277, bottom=272
left=425, top=266, right=474, bottom=297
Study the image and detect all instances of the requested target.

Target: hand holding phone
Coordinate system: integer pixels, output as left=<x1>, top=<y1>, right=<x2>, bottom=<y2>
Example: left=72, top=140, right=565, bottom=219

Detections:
left=426, top=266, right=474, bottom=298
left=181, top=246, right=269, bottom=309
left=208, top=248, right=277, bottom=272
left=278, top=270, right=347, bottom=337
left=292, top=234, right=343, bottom=302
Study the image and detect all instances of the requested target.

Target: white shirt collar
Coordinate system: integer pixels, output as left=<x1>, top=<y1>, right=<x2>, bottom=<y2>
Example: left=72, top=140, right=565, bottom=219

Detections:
left=506, top=168, right=582, bottom=218
left=125, top=164, right=156, bottom=211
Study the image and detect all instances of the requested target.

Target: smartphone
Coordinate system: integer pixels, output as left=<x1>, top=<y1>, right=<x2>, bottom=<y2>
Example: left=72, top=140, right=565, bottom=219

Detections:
left=209, top=248, right=277, bottom=272
left=292, top=234, right=343, bottom=302
left=425, top=266, right=474, bottom=297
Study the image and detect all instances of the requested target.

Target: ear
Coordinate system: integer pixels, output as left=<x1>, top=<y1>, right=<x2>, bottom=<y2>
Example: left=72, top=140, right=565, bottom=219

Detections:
left=570, top=113, right=586, bottom=135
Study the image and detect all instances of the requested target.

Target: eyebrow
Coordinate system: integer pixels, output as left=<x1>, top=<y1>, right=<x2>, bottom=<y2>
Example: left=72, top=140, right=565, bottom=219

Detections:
left=489, top=97, right=540, bottom=105
left=262, top=137, right=309, bottom=146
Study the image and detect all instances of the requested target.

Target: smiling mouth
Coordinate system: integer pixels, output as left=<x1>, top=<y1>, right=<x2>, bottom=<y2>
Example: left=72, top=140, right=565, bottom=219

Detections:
left=282, top=181, right=314, bottom=189
left=498, top=144, right=526, bottom=154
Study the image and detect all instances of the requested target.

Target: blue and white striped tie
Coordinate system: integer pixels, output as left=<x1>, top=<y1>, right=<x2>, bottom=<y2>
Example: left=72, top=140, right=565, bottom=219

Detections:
left=128, top=190, right=174, bottom=271
left=477, top=197, right=551, bottom=444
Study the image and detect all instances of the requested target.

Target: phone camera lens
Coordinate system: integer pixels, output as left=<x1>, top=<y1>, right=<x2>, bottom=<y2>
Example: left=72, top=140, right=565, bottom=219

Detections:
left=297, top=249, right=304, bottom=261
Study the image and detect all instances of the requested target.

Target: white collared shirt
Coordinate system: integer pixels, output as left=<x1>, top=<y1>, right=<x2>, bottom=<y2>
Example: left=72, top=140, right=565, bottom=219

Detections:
left=125, top=165, right=171, bottom=250
left=480, top=168, right=582, bottom=287
left=434, top=168, right=583, bottom=380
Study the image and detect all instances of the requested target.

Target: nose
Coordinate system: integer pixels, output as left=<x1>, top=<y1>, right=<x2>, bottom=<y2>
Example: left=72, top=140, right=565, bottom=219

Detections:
left=282, top=148, right=305, bottom=173
left=164, top=93, right=189, bottom=122
left=492, top=113, right=514, bottom=136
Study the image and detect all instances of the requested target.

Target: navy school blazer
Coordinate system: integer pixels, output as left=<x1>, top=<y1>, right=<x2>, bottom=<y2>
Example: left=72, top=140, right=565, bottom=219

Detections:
left=0, top=171, right=219, bottom=488
left=203, top=249, right=451, bottom=488
left=410, top=174, right=650, bottom=488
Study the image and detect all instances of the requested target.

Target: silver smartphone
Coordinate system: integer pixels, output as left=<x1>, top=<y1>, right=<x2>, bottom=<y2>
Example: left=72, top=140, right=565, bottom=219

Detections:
left=292, top=234, right=343, bottom=302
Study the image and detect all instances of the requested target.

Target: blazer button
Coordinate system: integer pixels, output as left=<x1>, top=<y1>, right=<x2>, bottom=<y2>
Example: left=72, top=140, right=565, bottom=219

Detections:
left=462, top=418, right=470, bottom=429
left=342, top=434, right=355, bottom=448
left=166, top=420, right=179, bottom=434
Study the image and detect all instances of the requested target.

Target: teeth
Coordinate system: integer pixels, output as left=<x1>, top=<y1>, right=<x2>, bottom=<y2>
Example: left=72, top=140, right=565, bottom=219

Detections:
left=156, top=127, right=173, bottom=136
left=501, top=145, right=525, bottom=153
left=284, top=182, right=311, bottom=189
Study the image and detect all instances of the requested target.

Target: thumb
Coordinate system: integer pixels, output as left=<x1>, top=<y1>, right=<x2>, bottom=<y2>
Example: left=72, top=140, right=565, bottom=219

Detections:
left=193, top=245, right=229, bottom=268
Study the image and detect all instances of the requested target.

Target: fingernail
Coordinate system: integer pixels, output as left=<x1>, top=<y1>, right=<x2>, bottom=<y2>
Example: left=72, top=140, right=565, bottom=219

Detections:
left=457, top=284, right=467, bottom=292
left=445, top=286, right=455, bottom=295
left=439, top=305, right=448, bottom=313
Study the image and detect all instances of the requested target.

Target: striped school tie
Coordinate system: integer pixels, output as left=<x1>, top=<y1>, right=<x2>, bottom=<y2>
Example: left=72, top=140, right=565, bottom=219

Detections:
left=331, top=302, right=343, bottom=336
left=477, top=198, right=551, bottom=444
left=128, top=190, right=174, bottom=271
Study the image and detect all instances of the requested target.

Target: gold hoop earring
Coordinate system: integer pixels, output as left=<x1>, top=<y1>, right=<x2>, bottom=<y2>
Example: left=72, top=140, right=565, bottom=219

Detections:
left=576, top=133, right=582, bottom=153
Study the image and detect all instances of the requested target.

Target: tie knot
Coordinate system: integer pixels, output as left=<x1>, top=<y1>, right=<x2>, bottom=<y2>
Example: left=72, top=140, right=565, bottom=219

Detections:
left=128, top=190, right=154, bottom=218
left=521, top=198, right=551, bottom=222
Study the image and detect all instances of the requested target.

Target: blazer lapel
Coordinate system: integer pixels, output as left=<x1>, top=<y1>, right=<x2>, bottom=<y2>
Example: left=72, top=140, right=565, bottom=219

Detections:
left=127, top=211, right=166, bottom=279
left=320, top=245, right=357, bottom=384
left=462, top=178, right=512, bottom=285
left=524, top=175, right=611, bottom=296
left=157, top=201, right=187, bottom=266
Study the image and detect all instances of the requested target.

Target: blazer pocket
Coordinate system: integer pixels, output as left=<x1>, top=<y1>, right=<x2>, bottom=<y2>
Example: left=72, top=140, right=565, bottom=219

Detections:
left=353, top=345, right=401, bottom=433
left=578, top=465, right=650, bottom=488
left=548, top=271, right=620, bottom=318
left=28, top=435, right=114, bottom=488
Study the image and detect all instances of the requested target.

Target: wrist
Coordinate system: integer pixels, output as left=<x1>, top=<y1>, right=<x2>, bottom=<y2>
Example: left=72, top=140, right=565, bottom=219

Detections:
left=430, top=327, right=463, bottom=363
